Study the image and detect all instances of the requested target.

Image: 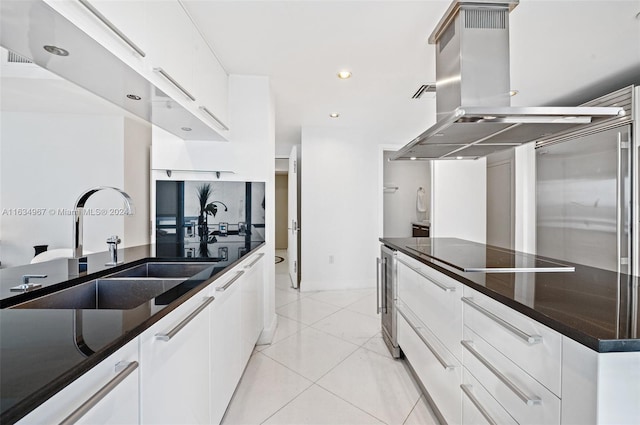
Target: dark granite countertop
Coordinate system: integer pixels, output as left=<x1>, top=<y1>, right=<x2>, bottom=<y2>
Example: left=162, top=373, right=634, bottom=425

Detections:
left=381, top=237, right=639, bottom=353
left=0, top=240, right=265, bottom=424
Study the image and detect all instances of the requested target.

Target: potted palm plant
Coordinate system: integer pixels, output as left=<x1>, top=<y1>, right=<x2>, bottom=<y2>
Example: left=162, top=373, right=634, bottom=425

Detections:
left=196, top=184, right=212, bottom=241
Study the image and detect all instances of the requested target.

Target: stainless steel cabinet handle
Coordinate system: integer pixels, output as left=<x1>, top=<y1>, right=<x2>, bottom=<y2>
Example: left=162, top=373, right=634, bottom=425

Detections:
left=461, top=384, right=498, bottom=425
left=78, top=0, right=146, bottom=57
left=461, top=340, right=542, bottom=406
left=156, top=297, right=214, bottom=341
left=376, top=258, right=381, bottom=314
left=381, top=257, right=388, bottom=314
left=397, top=258, right=456, bottom=292
left=398, top=306, right=456, bottom=370
left=245, top=253, right=265, bottom=269
left=59, top=360, right=139, bottom=425
left=199, top=106, right=229, bottom=131
left=153, top=67, right=196, bottom=101
left=216, top=271, right=244, bottom=292
left=461, top=297, right=542, bottom=344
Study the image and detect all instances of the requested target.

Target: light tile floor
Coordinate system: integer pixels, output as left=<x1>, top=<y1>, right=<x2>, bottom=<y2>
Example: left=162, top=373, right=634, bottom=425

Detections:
left=221, top=251, right=439, bottom=425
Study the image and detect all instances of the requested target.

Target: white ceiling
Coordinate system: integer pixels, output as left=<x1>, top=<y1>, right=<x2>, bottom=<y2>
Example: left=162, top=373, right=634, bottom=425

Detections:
left=182, top=0, right=640, bottom=156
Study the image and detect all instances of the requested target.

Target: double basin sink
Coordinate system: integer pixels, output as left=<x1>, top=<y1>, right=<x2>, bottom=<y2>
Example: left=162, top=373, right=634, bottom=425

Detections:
left=10, top=262, right=217, bottom=310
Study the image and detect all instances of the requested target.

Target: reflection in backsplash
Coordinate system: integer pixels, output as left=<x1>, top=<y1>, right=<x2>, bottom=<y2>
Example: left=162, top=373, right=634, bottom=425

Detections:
left=0, top=47, right=152, bottom=269
left=156, top=180, right=265, bottom=259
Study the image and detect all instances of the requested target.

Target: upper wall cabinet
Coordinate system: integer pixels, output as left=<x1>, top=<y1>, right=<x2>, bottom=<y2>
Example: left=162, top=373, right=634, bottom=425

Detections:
left=43, top=0, right=230, bottom=139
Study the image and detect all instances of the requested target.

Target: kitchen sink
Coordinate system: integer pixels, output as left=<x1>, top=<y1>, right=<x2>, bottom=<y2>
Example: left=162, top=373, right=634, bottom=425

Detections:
left=10, top=262, right=218, bottom=310
left=106, top=262, right=217, bottom=279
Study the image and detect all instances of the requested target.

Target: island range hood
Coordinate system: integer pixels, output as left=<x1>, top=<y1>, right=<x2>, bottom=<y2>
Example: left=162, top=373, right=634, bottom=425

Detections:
left=391, top=0, right=625, bottom=160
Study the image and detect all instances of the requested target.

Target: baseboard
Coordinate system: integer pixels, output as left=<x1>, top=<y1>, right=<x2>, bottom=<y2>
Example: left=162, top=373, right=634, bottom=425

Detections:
left=257, top=313, right=277, bottom=345
left=299, top=278, right=374, bottom=292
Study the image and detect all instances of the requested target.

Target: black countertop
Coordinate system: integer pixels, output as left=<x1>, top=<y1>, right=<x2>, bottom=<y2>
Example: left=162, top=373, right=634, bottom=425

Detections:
left=381, top=237, right=639, bottom=354
left=0, top=241, right=265, bottom=424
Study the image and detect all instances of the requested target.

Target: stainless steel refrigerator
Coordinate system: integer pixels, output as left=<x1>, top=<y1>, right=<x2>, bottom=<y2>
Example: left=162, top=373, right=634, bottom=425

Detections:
left=536, top=124, right=632, bottom=274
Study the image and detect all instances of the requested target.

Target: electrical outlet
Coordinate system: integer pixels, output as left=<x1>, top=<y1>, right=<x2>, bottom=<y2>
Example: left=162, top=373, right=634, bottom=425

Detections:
left=329, top=255, right=334, bottom=264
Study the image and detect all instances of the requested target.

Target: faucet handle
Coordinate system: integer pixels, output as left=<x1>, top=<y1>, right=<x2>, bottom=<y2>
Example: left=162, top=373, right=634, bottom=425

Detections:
left=107, top=235, right=121, bottom=245
left=10, top=274, right=48, bottom=292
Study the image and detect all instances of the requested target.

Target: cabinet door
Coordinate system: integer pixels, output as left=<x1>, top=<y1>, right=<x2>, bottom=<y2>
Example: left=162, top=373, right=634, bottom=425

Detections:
left=146, top=1, right=197, bottom=101
left=193, top=34, right=229, bottom=132
left=81, top=0, right=148, bottom=57
left=211, top=270, right=243, bottom=425
left=17, top=340, right=139, bottom=425
left=140, top=291, right=212, bottom=425
left=241, top=251, right=265, bottom=361
left=396, top=254, right=463, bottom=360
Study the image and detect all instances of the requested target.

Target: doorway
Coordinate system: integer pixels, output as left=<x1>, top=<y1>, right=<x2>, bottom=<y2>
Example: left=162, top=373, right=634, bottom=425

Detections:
left=382, top=150, right=431, bottom=238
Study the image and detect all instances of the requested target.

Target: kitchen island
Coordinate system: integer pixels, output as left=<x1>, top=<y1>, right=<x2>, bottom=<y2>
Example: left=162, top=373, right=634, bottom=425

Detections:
left=381, top=237, right=639, bottom=424
left=0, top=241, right=266, bottom=424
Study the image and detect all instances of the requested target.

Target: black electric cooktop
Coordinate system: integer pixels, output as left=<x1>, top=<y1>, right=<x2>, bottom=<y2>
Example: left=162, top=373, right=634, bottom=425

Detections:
left=405, top=238, right=574, bottom=272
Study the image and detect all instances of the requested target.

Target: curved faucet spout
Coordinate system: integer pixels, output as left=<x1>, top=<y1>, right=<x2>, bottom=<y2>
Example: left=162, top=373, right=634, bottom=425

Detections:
left=72, top=187, right=135, bottom=258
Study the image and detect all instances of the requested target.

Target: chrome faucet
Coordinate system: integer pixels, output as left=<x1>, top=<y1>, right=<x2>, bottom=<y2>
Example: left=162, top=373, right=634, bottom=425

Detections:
left=106, top=235, right=122, bottom=265
left=72, top=187, right=135, bottom=259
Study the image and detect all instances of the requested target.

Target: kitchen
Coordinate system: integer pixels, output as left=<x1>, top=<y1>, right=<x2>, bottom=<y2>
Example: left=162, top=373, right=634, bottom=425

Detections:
left=1, top=0, right=639, bottom=424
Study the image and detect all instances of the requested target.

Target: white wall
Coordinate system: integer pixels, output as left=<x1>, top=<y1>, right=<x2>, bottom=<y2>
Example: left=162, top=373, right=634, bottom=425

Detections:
left=383, top=151, right=430, bottom=237
left=0, top=112, right=126, bottom=267
left=124, top=117, right=152, bottom=247
left=431, top=159, right=487, bottom=244
left=151, top=75, right=277, bottom=342
left=300, top=127, right=378, bottom=291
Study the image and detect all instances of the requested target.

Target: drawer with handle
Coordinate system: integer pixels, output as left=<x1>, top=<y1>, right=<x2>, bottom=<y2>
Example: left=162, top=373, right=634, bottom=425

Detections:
left=397, top=253, right=463, bottom=360
left=462, top=327, right=561, bottom=425
left=462, top=368, right=517, bottom=425
left=397, top=301, right=462, bottom=425
left=462, top=287, right=562, bottom=395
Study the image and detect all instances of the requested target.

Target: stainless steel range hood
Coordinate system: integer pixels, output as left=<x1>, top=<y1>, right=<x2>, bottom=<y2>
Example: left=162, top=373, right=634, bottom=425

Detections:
left=391, top=0, right=625, bottom=160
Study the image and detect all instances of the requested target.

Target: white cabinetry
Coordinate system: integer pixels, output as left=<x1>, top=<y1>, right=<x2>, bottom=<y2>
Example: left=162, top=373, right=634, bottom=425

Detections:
left=241, top=252, right=265, bottom=359
left=395, top=250, right=640, bottom=425
left=140, top=288, right=213, bottom=424
left=211, top=248, right=266, bottom=424
left=43, top=0, right=229, bottom=137
left=17, top=340, right=139, bottom=425
left=210, top=268, right=244, bottom=424
left=396, top=252, right=463, bottom=424
left=146, top=1, right=197, bottom=101
left=396, top=254, right=462, bottom=359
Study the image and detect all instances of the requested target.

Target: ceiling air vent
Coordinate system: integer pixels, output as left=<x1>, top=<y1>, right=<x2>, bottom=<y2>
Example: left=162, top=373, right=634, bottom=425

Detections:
left=7, top=50, right=32, bottom=64
left=412, top=84, right=436, bottom=99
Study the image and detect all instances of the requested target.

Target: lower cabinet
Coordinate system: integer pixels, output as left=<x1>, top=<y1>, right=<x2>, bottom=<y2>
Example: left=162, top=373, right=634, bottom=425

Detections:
left=396, top=251, right=640, bottom=425
left=397, top=304, right=462, bottom=424
left=17, top=340, right=139, bottom=425
left=17, top=248, right=267, bottom=425
left=211, top=248, right=266, bottom=424
left=211, top=269, right=243, bottom=424
left=140, top=288, right=213, bottom=425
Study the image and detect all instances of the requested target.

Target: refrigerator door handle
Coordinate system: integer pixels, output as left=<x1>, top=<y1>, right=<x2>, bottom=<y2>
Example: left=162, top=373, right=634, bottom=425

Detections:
left=376, top=258, right=382, bottom=314
left=617, top=130, right=631, bottom=273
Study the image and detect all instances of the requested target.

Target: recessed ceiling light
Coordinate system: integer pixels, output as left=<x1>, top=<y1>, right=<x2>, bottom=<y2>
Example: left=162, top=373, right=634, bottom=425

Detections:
left=337, top=70, right=352, bottom=79
left=43, top=45, right=69, bottom=56
left=181, top=127, right=192, bottom=132
left=456, top=156, right=464, bottom=160
left=509, top=90, right=519, bottom=96
left=329, top=113, right=340, bottom=118
left=483, top=116, right=497, bottom=120
left=410, top=157, right=417, bottom=161
left=126, top=94, right=142, bottom=100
